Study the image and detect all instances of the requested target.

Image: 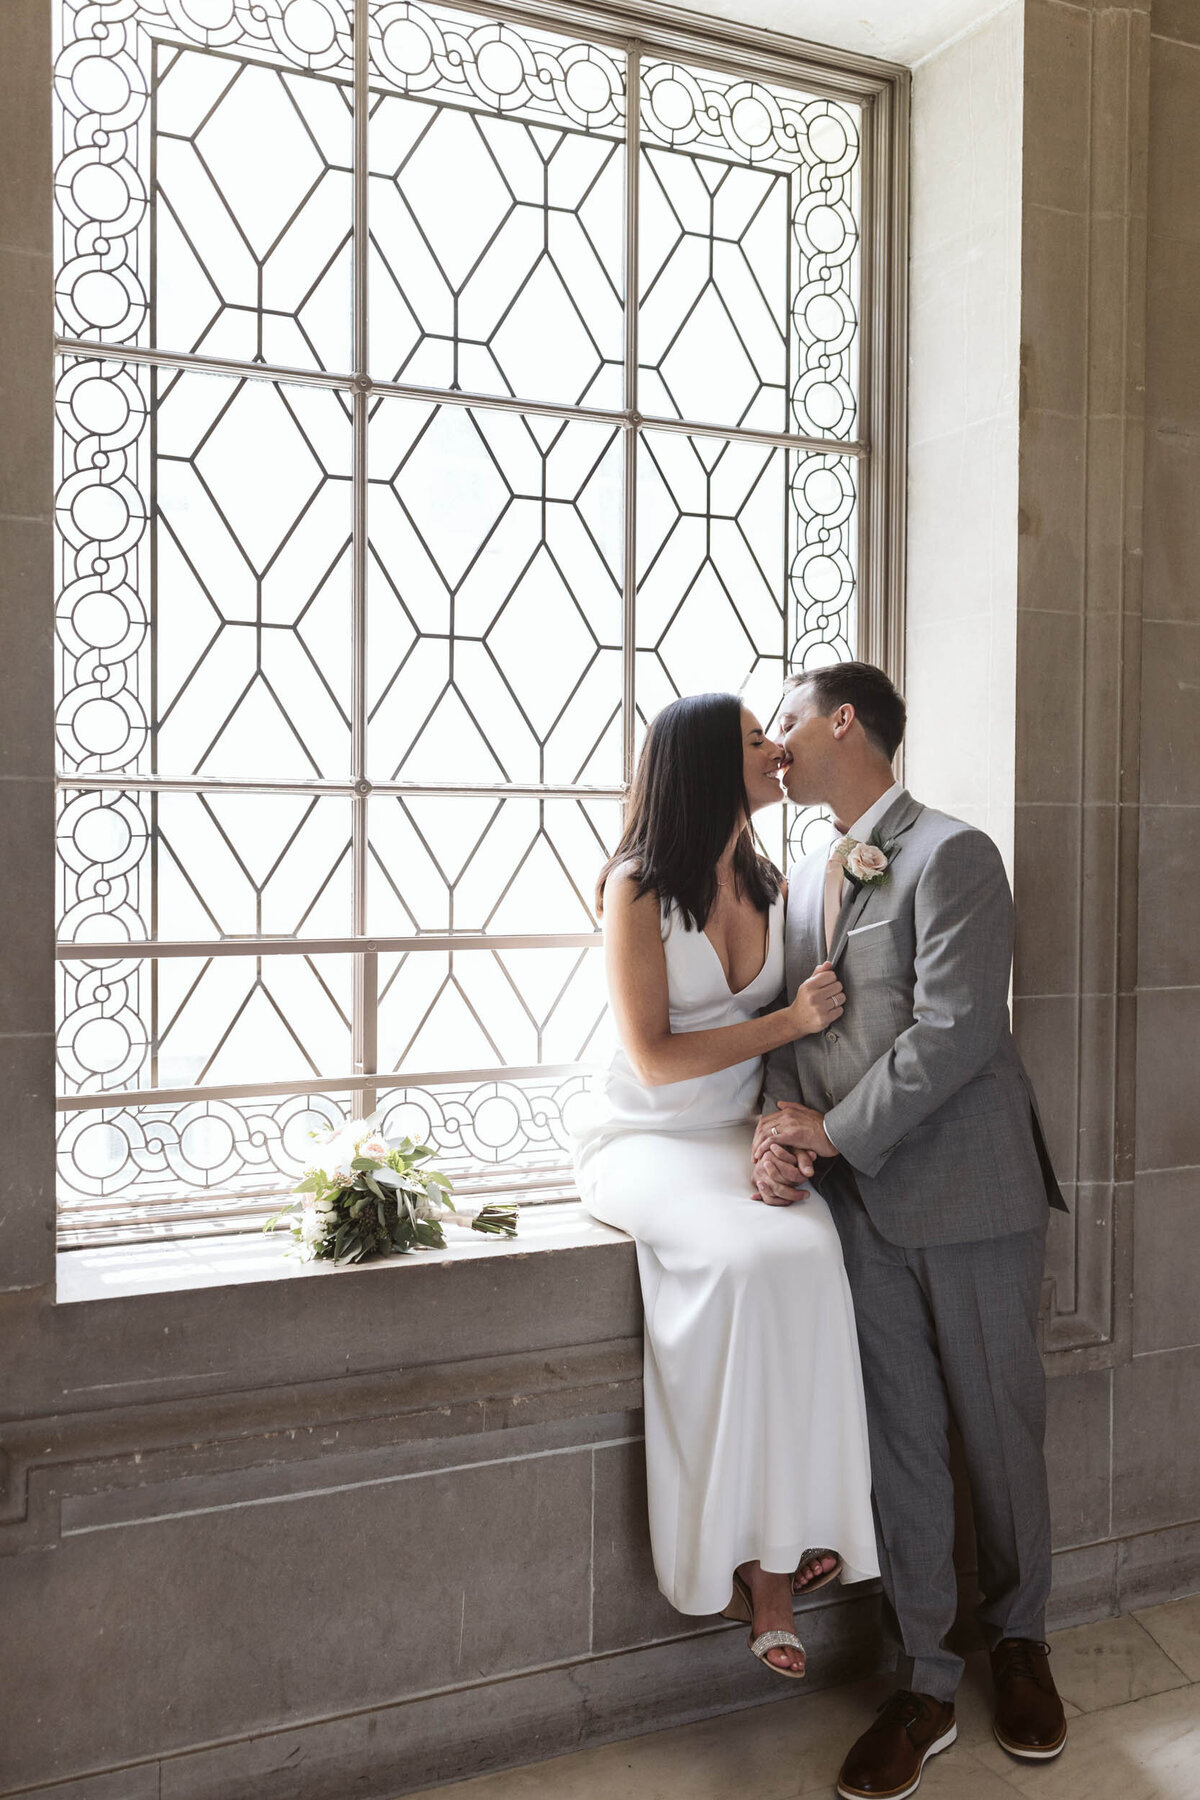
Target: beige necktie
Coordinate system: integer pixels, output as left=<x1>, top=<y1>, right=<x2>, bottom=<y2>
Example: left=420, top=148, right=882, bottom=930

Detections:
left=824, top=852, right=844, bottom=957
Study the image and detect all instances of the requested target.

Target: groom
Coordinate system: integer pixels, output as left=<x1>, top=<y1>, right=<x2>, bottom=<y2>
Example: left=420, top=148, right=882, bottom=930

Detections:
left=754, top=663, right=1069, bottom=1799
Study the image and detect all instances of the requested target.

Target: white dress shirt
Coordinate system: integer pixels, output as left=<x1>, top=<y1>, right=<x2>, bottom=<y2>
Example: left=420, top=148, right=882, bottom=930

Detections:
left=828, top=779, right=903, bottom=914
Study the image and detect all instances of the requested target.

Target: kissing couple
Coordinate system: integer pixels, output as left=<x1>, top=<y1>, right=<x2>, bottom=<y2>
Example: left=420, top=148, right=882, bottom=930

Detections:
left=571, top=663, right=1071, bottom=1800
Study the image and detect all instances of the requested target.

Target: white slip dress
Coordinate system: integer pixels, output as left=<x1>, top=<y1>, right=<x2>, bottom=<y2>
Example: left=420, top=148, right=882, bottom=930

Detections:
left=572, top=891, right=879, bottom=1617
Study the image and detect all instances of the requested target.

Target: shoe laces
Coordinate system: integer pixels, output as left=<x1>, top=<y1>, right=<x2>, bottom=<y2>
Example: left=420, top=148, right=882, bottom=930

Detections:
left=997, top=1639, right=1051, bottom=1684
left=871, top=1690, right=926, bottom=1734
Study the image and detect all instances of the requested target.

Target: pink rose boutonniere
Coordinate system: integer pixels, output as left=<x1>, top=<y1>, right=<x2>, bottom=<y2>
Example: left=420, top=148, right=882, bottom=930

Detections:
left=833, top=827, right=896, bottom=891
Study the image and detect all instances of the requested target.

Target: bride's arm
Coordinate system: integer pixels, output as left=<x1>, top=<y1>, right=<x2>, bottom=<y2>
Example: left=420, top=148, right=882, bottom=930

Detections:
left=603, top=868, right=842, bottom=1087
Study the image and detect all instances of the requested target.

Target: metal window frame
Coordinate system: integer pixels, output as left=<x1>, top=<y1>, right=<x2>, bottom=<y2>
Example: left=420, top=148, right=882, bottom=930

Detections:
left=53, top=0, right=909, bottom=1232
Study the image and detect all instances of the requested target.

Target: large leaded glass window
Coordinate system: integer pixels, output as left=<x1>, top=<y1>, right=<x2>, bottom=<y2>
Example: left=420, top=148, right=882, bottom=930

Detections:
left=52, top=0, right=905, bottom=1243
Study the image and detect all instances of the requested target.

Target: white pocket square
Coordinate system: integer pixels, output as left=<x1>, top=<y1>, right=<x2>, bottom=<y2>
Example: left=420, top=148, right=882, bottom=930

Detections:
left=848, top=918, right=895, bottom=937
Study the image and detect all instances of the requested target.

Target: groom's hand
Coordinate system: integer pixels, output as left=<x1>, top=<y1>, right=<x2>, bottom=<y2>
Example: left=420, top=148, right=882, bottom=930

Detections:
left=751, top=1110, right=818, bottom=1205
left=753, top=1140, right=810, bottom=1205
left=753, top=1103, right=837, bottom=1162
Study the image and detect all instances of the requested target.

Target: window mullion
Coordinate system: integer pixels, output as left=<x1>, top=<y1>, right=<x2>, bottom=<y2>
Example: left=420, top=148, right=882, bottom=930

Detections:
left=351, top=0, right=374, bottom=1119
left=621, top=42, right=640, bottom=794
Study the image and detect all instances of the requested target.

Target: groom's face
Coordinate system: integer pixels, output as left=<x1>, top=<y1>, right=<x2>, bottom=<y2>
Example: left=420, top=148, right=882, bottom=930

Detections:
left=774, top=684, right=832, bottom=806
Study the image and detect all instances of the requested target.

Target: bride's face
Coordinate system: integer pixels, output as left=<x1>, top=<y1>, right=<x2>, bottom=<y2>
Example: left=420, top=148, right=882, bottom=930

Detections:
left=741, top=708, right=787, bottom=815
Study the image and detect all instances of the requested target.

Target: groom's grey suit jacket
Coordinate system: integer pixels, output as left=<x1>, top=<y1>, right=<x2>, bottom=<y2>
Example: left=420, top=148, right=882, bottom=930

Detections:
left=764, top=787, right=1067, bottom=1248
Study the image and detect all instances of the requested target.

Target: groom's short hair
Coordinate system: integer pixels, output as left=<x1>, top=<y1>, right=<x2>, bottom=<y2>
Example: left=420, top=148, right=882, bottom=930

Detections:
left=784, top=662, right=906, bottom=760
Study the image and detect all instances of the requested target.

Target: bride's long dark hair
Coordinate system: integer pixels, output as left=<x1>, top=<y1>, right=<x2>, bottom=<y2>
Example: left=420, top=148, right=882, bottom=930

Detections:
left=597, top=692, right=782, bottom=930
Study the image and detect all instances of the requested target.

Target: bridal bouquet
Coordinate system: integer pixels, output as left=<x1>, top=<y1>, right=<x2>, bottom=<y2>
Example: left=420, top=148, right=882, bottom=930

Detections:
left=267, top=1115, right=518, bottom=1266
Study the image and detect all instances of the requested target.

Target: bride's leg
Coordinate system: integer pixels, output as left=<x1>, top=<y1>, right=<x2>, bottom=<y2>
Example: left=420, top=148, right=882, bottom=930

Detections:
left=581, top=1125, right=875, bottom=1625
left=735, top=1561, right=807, bottom=1674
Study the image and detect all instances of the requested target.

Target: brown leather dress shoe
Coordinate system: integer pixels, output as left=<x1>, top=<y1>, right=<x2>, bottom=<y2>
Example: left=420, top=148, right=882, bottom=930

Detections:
left=836, top=1690, right=958, bottom=1799
left=990, top=1638, right=1068, bottom=1760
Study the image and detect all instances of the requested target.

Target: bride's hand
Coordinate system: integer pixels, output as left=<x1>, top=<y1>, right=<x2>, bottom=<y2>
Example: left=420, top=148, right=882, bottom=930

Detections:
left=786, top=961, right=845, bottom=1038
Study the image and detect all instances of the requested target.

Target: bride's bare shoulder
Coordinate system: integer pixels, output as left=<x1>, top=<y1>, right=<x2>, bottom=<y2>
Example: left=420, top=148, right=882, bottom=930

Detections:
left=602, top=861, right=662, bottom=934
left=603, top=858, right=646, bottom=901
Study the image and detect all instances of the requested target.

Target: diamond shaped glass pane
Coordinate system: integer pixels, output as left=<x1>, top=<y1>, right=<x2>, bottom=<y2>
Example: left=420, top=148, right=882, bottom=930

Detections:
left=56, top=788, right=352, bottom=948
left=55, top=2, right=354, bottom=362
left=636, top=427, right=788, bottom=728
left=368, top=399, right=624, bottom=784
left=639, top=61, right=861, bottom=436
left=369, top=42, right=625, bottom=405
left=368, top=795, right=620, bottom=935
left=376, top=945, right=606, bottom=1076
left=57, top=951, right=353, bottom=1097
left=55, top=360, right=353, bottom=783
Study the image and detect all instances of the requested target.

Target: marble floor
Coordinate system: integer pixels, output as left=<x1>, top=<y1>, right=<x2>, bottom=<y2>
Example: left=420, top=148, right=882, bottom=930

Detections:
left=406, top=1595, right=1200, bottom=1800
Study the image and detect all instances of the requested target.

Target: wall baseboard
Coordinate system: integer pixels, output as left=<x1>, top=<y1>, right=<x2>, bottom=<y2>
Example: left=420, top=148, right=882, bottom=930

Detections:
left=12, top=1526, right=1200, bottom=1800
left=3, top=1594, right=885, bottom=1800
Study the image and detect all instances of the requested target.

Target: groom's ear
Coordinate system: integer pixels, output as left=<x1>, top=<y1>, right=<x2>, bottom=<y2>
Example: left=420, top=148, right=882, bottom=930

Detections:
left=831, top=703, right=856, bottom=740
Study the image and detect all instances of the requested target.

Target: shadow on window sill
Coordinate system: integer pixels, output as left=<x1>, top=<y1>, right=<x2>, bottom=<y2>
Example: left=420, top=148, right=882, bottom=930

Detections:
left=55, top=1201, right=631, bottom=1305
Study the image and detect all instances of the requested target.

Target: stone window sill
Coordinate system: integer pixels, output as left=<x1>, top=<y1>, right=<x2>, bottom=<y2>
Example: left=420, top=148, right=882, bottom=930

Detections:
left=55, top=1201, right=628, bottom=1305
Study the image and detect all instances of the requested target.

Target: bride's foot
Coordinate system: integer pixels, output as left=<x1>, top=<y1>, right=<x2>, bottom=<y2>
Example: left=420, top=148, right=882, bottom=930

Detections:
left=793, top=1549, right=840, bottom=1592
left=735, top=1561, right=806, bottom=1675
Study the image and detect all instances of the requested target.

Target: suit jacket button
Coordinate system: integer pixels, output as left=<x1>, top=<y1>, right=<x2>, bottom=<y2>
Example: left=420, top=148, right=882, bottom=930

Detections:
left=825, top=1029, right=839, bottom=1044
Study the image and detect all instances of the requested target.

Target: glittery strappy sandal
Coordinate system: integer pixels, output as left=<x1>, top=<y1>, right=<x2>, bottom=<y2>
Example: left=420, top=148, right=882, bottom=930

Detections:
left=791, top=1549, right=843, bottom=1596
left=721, top=1570, right=807, bottom=1680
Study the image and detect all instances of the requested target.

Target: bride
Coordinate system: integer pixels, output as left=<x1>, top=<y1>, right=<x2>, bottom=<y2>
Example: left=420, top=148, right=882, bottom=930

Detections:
left=572, top=691, right=878, bottom=1678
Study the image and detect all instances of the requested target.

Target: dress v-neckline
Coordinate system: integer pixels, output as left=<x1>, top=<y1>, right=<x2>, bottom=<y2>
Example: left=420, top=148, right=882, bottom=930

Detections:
left=701, top=897, right=776, bottom=997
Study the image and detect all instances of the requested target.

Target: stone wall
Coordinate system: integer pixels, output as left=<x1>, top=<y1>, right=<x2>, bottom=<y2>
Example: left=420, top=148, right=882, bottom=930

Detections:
left=904, top=0, right=1023, bottom=865
left=1012, top=0, right=1200, bottom=1616
left=1124, top=0, right=1200, bottom=1572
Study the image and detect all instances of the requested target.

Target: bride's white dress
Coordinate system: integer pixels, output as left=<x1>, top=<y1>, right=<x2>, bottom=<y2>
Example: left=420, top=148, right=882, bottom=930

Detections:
left=572, top=890, right=879, bottom=1616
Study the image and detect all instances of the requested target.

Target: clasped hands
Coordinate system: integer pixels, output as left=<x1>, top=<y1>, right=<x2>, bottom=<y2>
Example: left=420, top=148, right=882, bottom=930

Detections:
left=751, top=1103, right=838, bottom=1206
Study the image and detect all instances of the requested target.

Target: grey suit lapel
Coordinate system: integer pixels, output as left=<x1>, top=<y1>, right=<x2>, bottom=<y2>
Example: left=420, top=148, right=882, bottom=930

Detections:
left=828, top=788, right=924, bottom=966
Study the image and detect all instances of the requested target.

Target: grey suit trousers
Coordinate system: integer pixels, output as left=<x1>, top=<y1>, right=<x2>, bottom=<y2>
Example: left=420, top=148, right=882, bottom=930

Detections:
left=828, top=1171, right=1052, bottom=1701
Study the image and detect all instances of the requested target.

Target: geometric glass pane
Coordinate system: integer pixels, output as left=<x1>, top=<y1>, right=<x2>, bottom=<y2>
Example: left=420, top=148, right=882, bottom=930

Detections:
left=55, top=0, right=354, bottom=361
left=377, top=945, right=607, bottom=1075
left=788, top=451, right=857, bottom=670
left=57, top=951, right=353, bottom=1097
left=639, top=61, right=860, bottom=437
left=56, top=788, right=353, bottom=945
left=368, top=795, right=621, bottom=934
left=54, top=359, right=353, bottom=782
left=378, top=1071, right=595, bottom=1180
left=783, top=451, right=858, bottom=863
left=57, top=1089, right=364, bottom=1225
left=635, top=427, right=787, bottom=726
left=370, top=79, right=625, bottom=405
left=154, top=49, right=353, bottom=369
left=367, top=399, right=624, bottom=785
left=367, top=0, right=626, bottom=134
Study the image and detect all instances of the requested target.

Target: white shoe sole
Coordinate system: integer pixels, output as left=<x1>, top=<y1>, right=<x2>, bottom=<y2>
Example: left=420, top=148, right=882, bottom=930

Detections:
left=836, top=1721, right=958, bottom=1800
left=993, top=1721, right=1068, bottom=1761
